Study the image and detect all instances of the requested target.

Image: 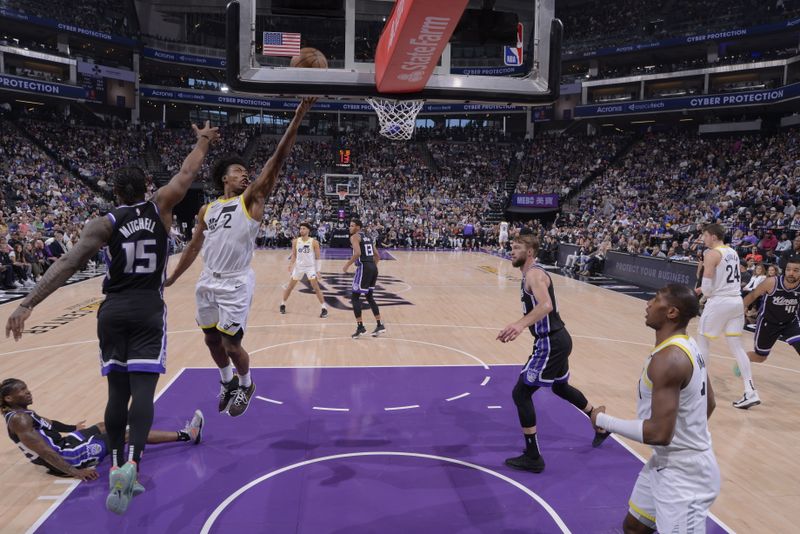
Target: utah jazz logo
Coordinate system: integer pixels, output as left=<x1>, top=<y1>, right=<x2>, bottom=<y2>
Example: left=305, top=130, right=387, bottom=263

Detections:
left=299, top=272, right=414, bottom=310
left=299, top=244, right=311, bottom=254
left=207, top=204, right=237, bottom=231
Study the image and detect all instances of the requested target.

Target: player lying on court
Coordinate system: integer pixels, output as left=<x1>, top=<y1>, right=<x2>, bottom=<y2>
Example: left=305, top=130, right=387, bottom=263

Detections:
left=592, top=284, right=719, bottom=534
left=280, top=221, right=328, bottom=318
left=1, top=379, right=203, bottom=481
left=497, top=230, right=610, bottom=474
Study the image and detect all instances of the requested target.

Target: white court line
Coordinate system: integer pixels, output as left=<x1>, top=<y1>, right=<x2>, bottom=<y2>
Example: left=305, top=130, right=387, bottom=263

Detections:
left=199, top=451, right=571, bottom=534
left=256, top=396, right=284, bottom=405
left=446, top=392, right=470, bottom=402
left=25, top=480, right=79, bottom=534
left=312, top=406, right=350, bottom=412
left=36, top=496, right=60, bottom=501
left=384, top=405, right=420, bottom=411
left=480, top=376, right=491, bottom=386
left=487, top=406, right=503, bottom=409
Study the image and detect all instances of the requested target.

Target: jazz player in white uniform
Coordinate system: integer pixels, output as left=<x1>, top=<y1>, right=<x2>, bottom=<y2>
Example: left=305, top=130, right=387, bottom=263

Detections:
left=592, top=284, right=720, bottom=533
left=499, top=221, right=509, bottom=252
left=165, top=98, right=316, bottom=417
left=280, top=222, right=328, bottom=317
left=694, top=223, right=758, bottom=408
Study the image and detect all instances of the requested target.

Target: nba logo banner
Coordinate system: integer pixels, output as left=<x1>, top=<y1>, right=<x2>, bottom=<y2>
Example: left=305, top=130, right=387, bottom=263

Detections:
left=503, top=23, right=523, bottom=66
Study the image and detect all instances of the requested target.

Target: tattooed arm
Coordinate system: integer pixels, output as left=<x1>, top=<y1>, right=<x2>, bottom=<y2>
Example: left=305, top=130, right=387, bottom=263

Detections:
left=5, top=217, right=113, bottom=341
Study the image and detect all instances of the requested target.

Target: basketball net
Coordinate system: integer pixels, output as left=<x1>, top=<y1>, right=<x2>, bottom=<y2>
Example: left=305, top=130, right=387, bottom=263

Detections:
left=336, top=190, right=349, bottom=203
left=366, top=97, right=424, bottom=141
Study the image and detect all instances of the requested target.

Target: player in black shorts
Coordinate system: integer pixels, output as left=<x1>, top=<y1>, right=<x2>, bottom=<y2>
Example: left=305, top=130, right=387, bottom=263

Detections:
left=342, top=219, right=385, bottom=338
left=2, top=379, right=203, bottom=481
left=5, top=122, right=219, bottom=514
left=496, top=231, right=609, bottom=473
left=738, top=255, right=800, bottom=408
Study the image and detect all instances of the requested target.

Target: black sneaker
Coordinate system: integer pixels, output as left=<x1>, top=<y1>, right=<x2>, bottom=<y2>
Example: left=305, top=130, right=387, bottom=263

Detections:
left=371, top=324, right=387, bottom=337
left=320, top=308, right=328, bottom=318
left=227, top=382, right=256, bottom=417
left=351, top=325, right=367, bottom=338
left=279, top=304, right=286, bottom=314
left=217, top=376, right=239, bottom=412
left=592, top=431, right=612, bottom=448
left=504, top=453, right=545, bottom=473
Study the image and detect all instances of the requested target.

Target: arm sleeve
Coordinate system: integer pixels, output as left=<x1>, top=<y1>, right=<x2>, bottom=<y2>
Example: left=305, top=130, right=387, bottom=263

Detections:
left=596, top=413, right=644, bottom=443
left=49, top=420, right=78, bottom=433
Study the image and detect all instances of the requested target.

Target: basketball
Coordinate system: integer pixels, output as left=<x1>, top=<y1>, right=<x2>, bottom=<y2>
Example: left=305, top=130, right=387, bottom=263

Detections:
left=290, top=47, right=328, bottom=69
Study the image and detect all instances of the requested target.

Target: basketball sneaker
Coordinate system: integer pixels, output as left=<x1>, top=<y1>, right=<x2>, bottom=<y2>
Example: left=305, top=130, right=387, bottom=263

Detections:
left=733, top=390, right=761, bottom=410
left=320, top=308, right=328, bottom=318
left=592, top=430, right=612, bottom=448
left=106, top=461, right=137, bottom=515
left=371, top=324, right=387, bottom=337
left=218, top=376, right=239, bottom=412
left=504, top=453, right=545, bottom=473
left=227, top=383, right=256, bottom=417
left=132, top=481, right=146, bottom=497
left=182, top=409, right=205, bottom=444
left=351, top=324, right=367, bottom=338
left=280, top=304, right=286, bottom=314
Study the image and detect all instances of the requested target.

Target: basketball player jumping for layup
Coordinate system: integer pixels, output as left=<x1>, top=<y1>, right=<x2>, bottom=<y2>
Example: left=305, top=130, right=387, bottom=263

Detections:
left=592, top=284, right=720, bottom=534
left=280, top=222, right=328, bottom=317
left=343, top=219, right=385, bottom=338
left=165, top=98, right=316, bottom=417
left=497, top=230, right=609, bottom=473
left=5, top=121, right=220, bottom=514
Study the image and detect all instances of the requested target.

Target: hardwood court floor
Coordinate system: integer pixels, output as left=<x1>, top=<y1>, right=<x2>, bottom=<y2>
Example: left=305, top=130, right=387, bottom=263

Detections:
left=0, top=250, right=798, bottom=532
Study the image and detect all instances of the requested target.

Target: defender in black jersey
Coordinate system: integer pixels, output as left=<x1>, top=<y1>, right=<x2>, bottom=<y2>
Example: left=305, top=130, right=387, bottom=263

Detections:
left=739, top=256, right=800, bottom=407
left=497, top=231, right=609, bottom=473
left=343, top=219, right=385, bottom=338
left=5, top=121, right=219, bottom=514
left=1, top=379, right=203, bottom=480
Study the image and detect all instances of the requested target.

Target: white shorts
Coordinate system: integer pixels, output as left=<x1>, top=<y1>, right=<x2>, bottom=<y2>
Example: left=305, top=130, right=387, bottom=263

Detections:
left=628, top=449, right=720, bottom=533
left=499, top=232, right=509, bottom=243
left=291, top=265, right=318, bottom=281
left=698, top=296, right=744, bottom=338
left=196, top=268, right=255, bottom=336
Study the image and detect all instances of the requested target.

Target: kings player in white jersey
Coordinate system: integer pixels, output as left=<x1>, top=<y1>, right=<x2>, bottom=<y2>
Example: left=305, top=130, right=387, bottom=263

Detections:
left=165, top=98, right=316, bottom=417
left=280, top=221, right=328, bottom=318
left=695, top=223, right=759, bottom=409
left=593, top=284, right=720, bottom=533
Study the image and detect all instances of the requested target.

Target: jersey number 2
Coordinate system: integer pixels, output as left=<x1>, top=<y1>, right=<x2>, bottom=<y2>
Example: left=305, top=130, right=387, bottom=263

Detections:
left=122, top=240, right=157, bottom=274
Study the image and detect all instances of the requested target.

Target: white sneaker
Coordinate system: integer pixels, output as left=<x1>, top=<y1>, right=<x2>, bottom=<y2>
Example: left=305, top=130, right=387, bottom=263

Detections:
left=12, top=281, right=22, bottom=288
left=733, top=390, right=761, bottom=410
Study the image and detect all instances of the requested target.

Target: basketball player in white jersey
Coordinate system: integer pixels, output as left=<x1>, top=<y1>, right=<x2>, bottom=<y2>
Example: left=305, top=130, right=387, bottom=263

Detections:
left=694, top=223, right=759, bottom=408
left=592, top=284, right=720, bottom=533
left=498, top=221, right=509, bottom=252
left=280, top=222, right=327, bottom=317
left=165, top=98, right=316, bottom=417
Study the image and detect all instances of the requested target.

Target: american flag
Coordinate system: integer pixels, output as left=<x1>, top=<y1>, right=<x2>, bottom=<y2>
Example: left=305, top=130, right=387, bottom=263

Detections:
left=262, top=32, right=301, bottom=57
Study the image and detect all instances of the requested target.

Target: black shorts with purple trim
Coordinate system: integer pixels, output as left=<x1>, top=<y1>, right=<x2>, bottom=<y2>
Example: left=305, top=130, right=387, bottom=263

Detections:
left=352, top=262, right=378, bottom=294
left=520, top=328, right=572, bottom=387
left=97, top=290, right=167, bottom=376
left=753, top=316, right=800, bottom=356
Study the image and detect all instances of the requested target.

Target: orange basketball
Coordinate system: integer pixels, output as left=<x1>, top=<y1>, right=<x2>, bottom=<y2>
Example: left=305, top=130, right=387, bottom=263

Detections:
left=290, top=48, right=328, bottom=69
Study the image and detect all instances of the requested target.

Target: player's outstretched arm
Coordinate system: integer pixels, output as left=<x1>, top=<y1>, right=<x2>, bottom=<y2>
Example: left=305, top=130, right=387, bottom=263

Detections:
left=165, top=205, right=208, bottom=287
left=742, top=277, right=775, bottom=310
left=153, top=122, right=219, bottom=224
left=5, top=217, right=113, bottom=341
left=243, top=98, right=317, bottom=217
left=288, top=238, right=298, bottom=273
left=8, top=413, right=99, bottom=480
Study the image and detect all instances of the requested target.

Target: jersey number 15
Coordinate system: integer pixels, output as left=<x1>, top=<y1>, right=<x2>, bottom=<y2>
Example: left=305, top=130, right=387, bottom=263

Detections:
left=122, top=239, right=157, bottom=274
